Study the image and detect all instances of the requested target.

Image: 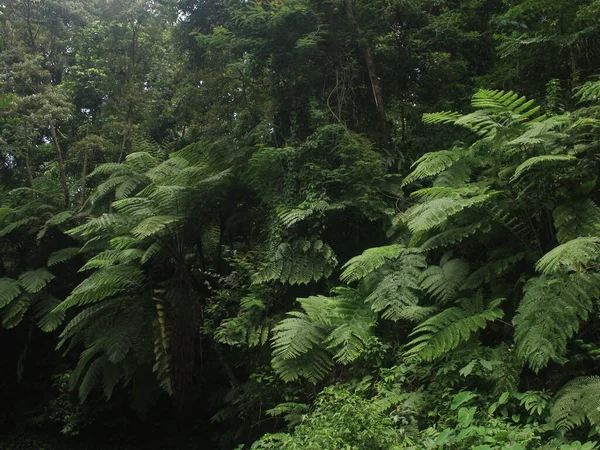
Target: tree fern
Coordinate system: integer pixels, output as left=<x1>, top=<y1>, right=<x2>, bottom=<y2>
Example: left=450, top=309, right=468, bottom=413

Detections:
left=48, top=247, right=80, bottom=266
left=553, top=200, right=600, bottom=244
left=511, top=155, right=576, bottom=182
left=0, top=278, right=21, bottom=308
left=551, top=376, right=600, bottom=434
left=2, top=296, right=31, bottom=329
left=54, top=266, right=145, bottom=311
left=404, top=298, right=504, bottom=362
left=536, top=237, right=600, bottom=274
left=514, top=274, right=600, bottom=372
left=402, top=150, right=464, bottom=187
left=131, top=215, right=182, bottom=240
left=324, top=288, right=376, bottom=363
left=419, top=257, right=469, bottom=304
left=254, top=239, right=338, bottom=285
left=19, top=268, right=55, bottom=294
left=340, top=244, right=408, bottom=283
left=364, top=260, right=431, bottom=322
left=405, top=193, right=495, bottom=234
left=32, top=296, right=66, bottom=332
left=271, top=311, right=333, bottom=383
left=575, top=79, right=600, bottom=104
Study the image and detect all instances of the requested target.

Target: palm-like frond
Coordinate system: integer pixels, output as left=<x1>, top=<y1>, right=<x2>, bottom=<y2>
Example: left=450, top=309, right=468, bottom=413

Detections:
left=0, top=278, right=21, bottom=307
left=340, top=244, right=407, bottom=283
left=514, top=274, right=600, bottom=372
left=19, top=268, right=55, bottom=294
left=536, top=237, right=600, bottom=274
left=405, top=298, right=504, bottom=362
left=419, top=258, right=469, bottom=304
left=551, top=376, right=600, bottom=433
left=254, top=239, right=338, bottom=285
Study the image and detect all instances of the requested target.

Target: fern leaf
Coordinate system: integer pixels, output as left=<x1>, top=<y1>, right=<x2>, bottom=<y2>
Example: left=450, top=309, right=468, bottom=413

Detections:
left=2, top=296, right=30, bottom=329
left=340, top=244, right=407, bottom=283
left=419, top=222, right=485, bottom=251
left=0, top=278, right=21, bottom=308
left=511, top=155, right=576, bottom=182
left=131, top=215, right=181, bottom=239
left=514, top=274, right=600, bottom=372
left=271, top=311, right=333, bottom=382
left=420, top=258, right=469, bottom=304
left=405, top=194, right=494, bottom=234
left=19, top=268, right=55, bottom=294
left=325, top=288, right=375, bottom=363
left=551, top=376, right=600, bottom=434
left=422, top=111, right=462, bottom=125
left=575, top=79, right=600, bottom=104
left=33, top=296, right=66, bottom=332
left=254, top=240, right=338, bottom=285
left=54, top=266, right=145, bottom=311
left=402, top=150, right=463, bottom=187
left=48, top=247, right=80, bottom=266
left=405, top=298, right=504, bottom=362
left=363, top=254, right=429, bottom=321
left=554, top=200, right=600, bottom=244
left=536, top=237, right=600, bottom=274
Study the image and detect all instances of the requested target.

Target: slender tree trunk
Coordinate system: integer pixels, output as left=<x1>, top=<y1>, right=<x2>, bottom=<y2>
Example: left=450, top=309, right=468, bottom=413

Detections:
left=24, top=128, right=33, bottom=188
left=79, top=124, right=90, bottom=207
left=80, top=153, right=88, bottom=207
left=344, top=0, right=391, bottom=146
left=49, top=121, right=69, bottom=207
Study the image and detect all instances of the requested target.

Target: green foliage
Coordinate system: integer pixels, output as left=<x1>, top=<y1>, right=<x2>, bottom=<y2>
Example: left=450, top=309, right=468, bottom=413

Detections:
left=254, top=240, right=338, bottom=286
left=405, top=298, right=504, bottom=362
left=514, top=274, right=600, bottom=372
left=551, top=376, right=600, bottom=434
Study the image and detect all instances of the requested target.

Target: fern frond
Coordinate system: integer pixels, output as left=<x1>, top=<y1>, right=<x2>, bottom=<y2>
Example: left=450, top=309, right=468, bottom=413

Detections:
left=78, top=355, right=106, bottom=402
left=79, top=249, right=144, bottom=271
left=402, top=150, right=463, bottom=187
left=2, top=296, right=30, bottom=329
left=54, top=266, right=145, bottom=311
left=0, top=278, right=21, bottom=308
left=325, top=288, right=375, bottom=363
left=131, top=215, right=181, bottom=239
left=271, top=311, right=333, bottom=383
left=463, top=253, right=526, bottom=290
left=419, top=258, right=469, bottom=304
left=19, top=268, right=55, bottom=293
left=575, top=79, right=600, bottom=104
left=405, top=298, right=504, bottom=362
left=511, top=155, right=576, bottom=182
left=554, top=200, right=600, bottom=244
left=422, top=111, right=462, bottom=125
left=254, top=240, right=338, bottom=285
left=514, top=274, right=600, bottom=372
left=419, top=222, right=485, bottom=251
left=536, top=237, right=600, bottom=274
left=57, top=302, right=117, bottom=350
left=48, top=247, right=80, bottom=266
left=405, top=193, right=495, bottom=234
left=340, top=244, right=408, bottom=283
left=67, top=214, right=121, bottom=238
left=551, top=376, right=600, bottom=434
left=33, top=296, right=66, bottom=332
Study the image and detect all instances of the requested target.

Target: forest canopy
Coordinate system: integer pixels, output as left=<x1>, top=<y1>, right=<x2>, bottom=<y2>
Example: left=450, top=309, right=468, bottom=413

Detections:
left=1, top=0, right=600, bottom=449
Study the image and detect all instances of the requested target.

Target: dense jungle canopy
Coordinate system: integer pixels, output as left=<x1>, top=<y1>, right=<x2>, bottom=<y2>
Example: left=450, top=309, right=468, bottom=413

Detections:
left=1, top=0, right=600, bottom=448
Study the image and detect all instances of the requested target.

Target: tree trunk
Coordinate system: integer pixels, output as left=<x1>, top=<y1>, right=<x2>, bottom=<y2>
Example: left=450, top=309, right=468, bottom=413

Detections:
left=49, top=121, right=69, bottom=207
left=24, top=128, right=33, bottom=188
left=344, top=0, right=391, bottom=147
left=79, top=125, right=90, bottom=207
